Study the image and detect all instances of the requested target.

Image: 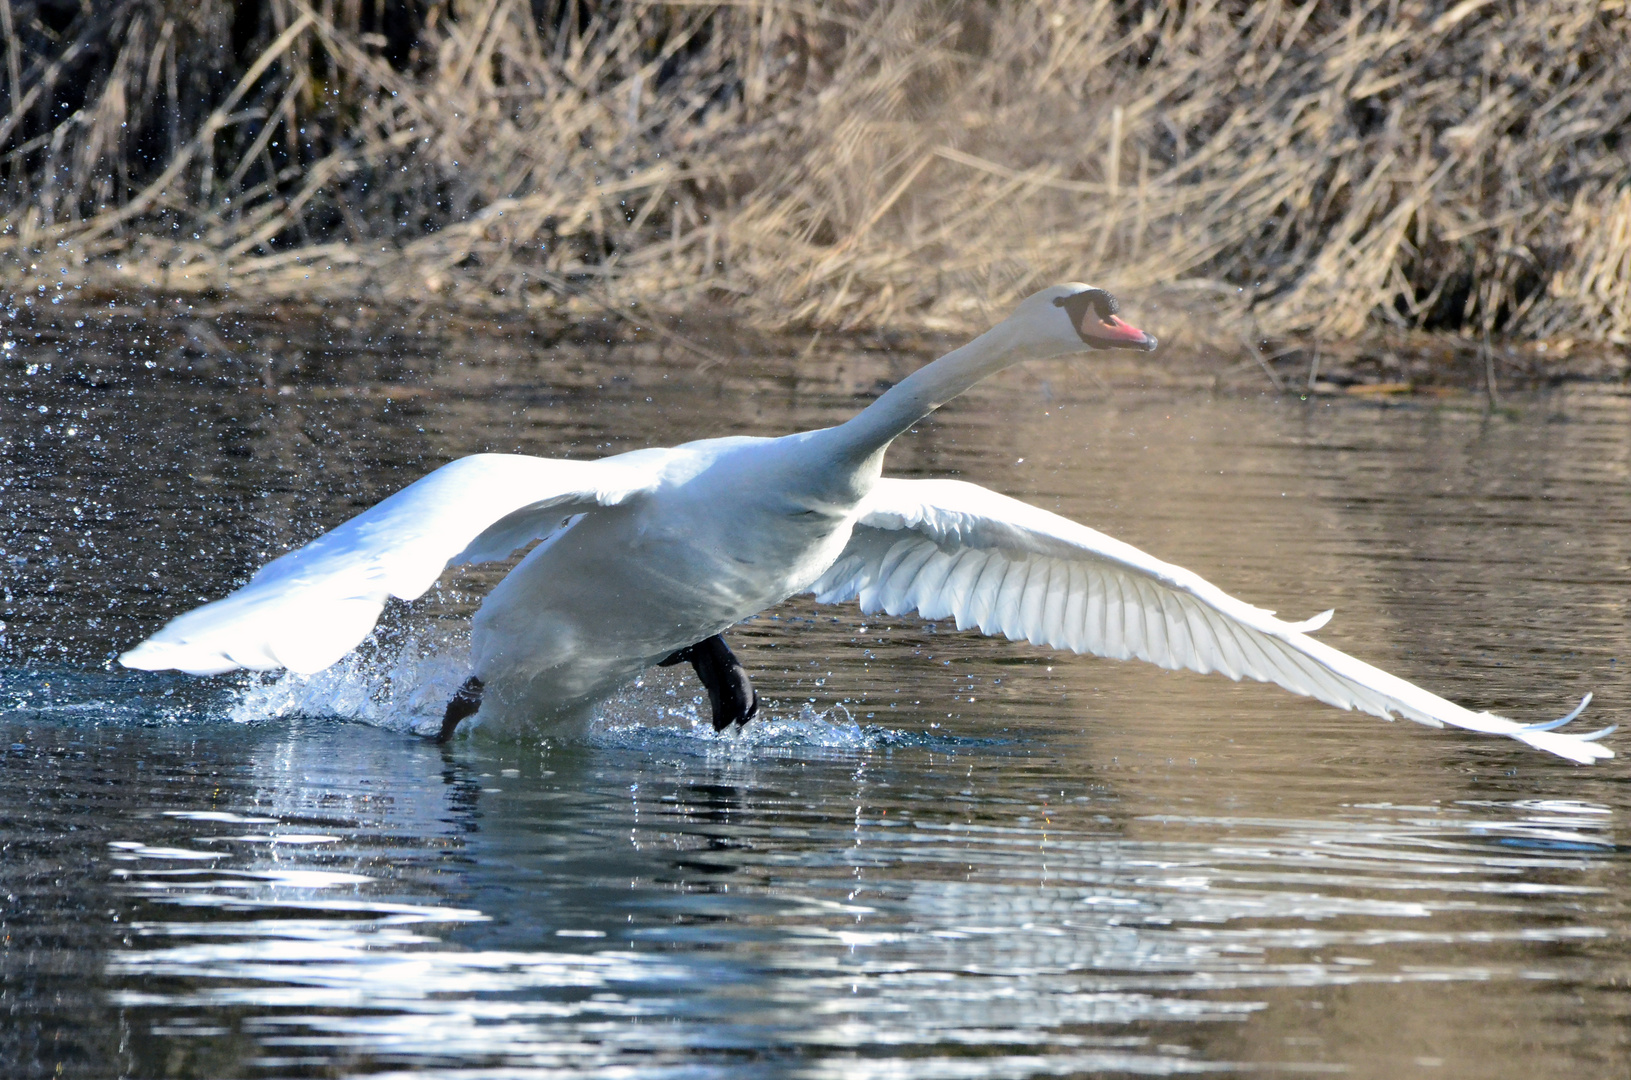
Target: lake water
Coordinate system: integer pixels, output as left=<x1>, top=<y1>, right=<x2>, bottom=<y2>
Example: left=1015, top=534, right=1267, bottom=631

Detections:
left=3, top=315, right=1630, bottom=1078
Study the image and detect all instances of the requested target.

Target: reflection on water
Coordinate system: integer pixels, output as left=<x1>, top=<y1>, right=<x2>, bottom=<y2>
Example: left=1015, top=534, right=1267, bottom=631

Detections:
left=2, top=319, right=1629, bottom=1077
left=7, top=713, right=1626, bottom=1079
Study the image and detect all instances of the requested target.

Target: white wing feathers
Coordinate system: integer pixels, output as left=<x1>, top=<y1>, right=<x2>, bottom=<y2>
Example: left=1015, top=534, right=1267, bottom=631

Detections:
left=120, top=453, right=660, bottom=676
left=809, top=479, right=1613, bottom=764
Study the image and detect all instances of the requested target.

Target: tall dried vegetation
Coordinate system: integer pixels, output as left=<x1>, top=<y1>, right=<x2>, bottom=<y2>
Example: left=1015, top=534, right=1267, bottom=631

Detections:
left=2, top=0, right=1628, bottom=342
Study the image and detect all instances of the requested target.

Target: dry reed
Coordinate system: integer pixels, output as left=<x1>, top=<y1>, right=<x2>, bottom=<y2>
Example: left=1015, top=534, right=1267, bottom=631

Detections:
left=1, top=0, right=1628, bottom=345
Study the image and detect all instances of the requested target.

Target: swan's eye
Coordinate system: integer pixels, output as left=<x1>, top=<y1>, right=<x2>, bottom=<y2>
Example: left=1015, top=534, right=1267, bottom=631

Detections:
left=1052, top=289, right=1120, bottom=330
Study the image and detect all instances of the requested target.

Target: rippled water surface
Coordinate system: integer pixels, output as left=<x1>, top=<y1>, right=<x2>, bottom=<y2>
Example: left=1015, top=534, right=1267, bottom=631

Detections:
left=4, top=319, right=1630, bottom=1078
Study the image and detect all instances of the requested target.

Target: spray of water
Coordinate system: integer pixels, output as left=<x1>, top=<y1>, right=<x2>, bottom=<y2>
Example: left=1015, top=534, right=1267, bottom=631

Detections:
left=229, top=632, right=472, bottom=736
left=228, top=632, right=897, bottom=749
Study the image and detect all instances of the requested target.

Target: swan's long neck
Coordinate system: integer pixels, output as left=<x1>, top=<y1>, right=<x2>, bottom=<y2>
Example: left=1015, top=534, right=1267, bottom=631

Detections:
left=812, top=320, right=1031, bottom=466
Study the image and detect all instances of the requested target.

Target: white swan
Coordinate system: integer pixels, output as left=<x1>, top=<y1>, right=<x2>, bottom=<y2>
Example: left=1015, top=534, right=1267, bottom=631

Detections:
left=120, top=284, right=1614, bottom=763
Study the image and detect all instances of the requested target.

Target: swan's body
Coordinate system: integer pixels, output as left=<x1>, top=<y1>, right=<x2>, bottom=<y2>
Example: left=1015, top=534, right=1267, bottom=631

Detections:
left=121, top=285, right=1615, bottom=762
left=464, top=433, right=867, bottom=726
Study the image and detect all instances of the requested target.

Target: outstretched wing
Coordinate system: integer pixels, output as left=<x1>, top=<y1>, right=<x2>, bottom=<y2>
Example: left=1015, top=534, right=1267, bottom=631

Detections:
left=121, top=452, right=666, bottom=676
left=808, top=478, right=1613, bottom=764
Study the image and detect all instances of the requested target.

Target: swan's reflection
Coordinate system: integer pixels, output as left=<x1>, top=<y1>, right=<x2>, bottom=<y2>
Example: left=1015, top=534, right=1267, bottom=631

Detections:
left=95, top=705, right=1621, bottom=1078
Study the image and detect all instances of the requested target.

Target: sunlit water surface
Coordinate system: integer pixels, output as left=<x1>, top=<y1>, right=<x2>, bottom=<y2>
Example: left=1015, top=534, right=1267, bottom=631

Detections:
left=3, top=320, right=1630, bottom=1078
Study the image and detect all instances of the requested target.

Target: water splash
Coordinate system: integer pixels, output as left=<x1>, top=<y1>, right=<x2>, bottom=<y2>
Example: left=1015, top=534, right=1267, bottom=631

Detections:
left=223, top=634, right=889, bottom=748
left=228, top=632, right=470, bottom=735
left=590, top=678, right=998, bottom=756
left=591, top=695, right=878, bottom=752
left=214, top=622, right=1015, bottom=755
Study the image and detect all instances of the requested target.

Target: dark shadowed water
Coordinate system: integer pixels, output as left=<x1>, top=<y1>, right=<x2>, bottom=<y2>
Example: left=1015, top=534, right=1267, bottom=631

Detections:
left=3, top=315, right=1630, bottom=1079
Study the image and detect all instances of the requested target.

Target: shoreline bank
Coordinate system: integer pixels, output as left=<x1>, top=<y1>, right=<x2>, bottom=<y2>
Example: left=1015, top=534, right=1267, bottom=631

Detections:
left=3, top=2, right=1627, bottom=346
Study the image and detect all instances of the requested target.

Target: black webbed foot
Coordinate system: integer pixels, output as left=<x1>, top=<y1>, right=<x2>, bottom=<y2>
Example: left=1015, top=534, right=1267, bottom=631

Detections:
left=659, top=634, right=758, bottom=731
left=436, top=676, right=484, bottom=743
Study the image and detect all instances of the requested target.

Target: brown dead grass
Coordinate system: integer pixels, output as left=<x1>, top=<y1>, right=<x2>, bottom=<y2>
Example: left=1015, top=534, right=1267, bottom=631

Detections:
left=2, top=0, right=1629, bottom=345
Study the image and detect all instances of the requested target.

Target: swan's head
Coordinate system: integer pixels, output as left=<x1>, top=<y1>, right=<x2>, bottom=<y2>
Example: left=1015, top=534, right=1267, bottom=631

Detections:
left=1017, top=283, right=1157, bottom=355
